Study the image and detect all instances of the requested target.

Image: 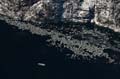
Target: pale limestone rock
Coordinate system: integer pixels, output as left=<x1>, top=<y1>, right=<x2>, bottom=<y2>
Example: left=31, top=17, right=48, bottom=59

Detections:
left=0, top=0, right=120, bottom=32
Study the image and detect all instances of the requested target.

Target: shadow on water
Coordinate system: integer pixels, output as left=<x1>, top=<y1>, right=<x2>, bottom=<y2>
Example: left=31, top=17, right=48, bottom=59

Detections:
left=0, top=20, right=120, bottom=79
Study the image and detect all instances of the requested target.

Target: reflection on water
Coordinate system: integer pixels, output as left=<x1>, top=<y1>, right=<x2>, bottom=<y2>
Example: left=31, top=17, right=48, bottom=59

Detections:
left=0, top=20, right=120, bottom=79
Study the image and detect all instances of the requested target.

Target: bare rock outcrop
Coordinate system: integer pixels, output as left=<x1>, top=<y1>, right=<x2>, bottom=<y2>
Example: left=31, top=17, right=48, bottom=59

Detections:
left=62, top=0, right=95, bottom=22
left=0, top=0, right=119, bottom=32
left=94, top=0, right=120, bottom=32
left=0, top=0, right=120, bottom=64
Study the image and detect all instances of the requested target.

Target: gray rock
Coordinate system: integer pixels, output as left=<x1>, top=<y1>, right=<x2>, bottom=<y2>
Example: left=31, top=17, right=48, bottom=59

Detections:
left=0, top=0, right=120, bottom=64
left=0, top=0, right=120, bottom=31
left=94, top=0, right=120, bottom=32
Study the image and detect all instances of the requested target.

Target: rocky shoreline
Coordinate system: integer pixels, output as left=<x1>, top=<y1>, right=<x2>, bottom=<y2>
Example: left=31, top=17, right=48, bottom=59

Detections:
left=0, top=20, right=120, bottom=79
left=0, top=14, right=120, bottom=64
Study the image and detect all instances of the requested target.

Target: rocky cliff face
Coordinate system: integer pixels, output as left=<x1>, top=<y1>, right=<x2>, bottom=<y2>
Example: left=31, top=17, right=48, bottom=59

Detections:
left=94, top=0, right=120, bottom=32
left=0, top=0, right=120, bottom=64
left=62, top=0, right=95, bottom=22
left=0, top=0, right=119, bottom=32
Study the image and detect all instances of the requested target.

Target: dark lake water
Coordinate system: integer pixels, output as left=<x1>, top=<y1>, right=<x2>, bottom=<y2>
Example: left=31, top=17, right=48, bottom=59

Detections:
left=0, top=20, right=120, bottom=79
